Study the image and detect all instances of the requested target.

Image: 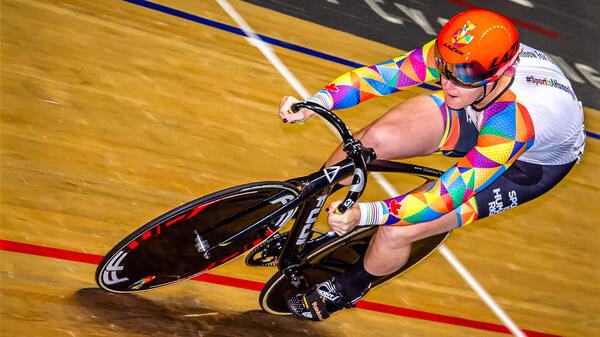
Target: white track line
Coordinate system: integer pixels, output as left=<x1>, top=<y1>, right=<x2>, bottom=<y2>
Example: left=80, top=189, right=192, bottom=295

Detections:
left=215, top=1, right=526, bottom=336
left=439, top=246, right=527, bottom=336
left=215, top=0, right=339, bottom=137
left=217, top=0, right=309, bottom=98
left=371, top=175, right=526, bottom=337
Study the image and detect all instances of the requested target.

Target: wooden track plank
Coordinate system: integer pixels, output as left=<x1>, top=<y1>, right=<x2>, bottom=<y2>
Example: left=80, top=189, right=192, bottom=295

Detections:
left=2, top=0, right=599, bottom=336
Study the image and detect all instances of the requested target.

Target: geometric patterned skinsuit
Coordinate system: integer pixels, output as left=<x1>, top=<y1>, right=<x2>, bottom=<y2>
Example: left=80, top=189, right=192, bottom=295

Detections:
left=309, top=39, right=536, bottom=227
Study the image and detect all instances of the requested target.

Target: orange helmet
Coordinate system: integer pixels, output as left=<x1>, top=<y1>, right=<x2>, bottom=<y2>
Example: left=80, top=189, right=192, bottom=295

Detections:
left=435, top=9, right=520, bottom=87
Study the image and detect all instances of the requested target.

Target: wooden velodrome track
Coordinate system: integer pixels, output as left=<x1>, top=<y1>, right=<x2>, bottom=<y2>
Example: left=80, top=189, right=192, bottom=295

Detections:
left=2, top=0, right=599, bottom=336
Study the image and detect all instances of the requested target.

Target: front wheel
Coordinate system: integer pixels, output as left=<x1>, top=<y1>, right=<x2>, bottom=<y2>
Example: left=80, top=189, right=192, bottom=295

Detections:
left=259, top=227, right=451, bottom=315
left=96, top=181, right=299, bottom=293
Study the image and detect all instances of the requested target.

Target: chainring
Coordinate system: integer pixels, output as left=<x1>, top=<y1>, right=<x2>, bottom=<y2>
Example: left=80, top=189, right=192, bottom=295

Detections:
left=245, top=232, right=289, bottom=267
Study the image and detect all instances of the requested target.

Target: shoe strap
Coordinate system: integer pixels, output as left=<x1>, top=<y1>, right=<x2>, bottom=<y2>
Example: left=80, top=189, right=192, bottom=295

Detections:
left=303, top=287, right=332, bottom=320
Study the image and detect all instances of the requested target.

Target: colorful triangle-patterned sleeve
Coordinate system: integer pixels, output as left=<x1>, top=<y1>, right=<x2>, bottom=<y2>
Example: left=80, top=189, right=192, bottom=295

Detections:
left=359, top=91, right=536, bottom=226
left=309, top=40, right=440, bottom=110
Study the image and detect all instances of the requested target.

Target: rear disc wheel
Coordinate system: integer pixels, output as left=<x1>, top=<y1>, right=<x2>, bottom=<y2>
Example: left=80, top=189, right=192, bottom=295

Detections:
left=96, top=181, right=299, bottom=293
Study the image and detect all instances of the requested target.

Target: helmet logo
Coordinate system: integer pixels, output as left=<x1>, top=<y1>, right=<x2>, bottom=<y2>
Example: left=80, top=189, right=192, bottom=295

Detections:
left=451, top=21, right=476, bottom=48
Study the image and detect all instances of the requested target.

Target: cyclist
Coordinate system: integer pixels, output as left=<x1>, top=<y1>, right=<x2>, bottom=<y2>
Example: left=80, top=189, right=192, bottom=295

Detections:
left=278, top=9, right=585, bottom=320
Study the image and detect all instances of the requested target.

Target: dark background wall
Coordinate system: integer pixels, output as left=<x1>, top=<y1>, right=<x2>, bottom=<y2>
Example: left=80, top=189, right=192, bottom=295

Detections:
left=242, top=0, right=600, bottom=110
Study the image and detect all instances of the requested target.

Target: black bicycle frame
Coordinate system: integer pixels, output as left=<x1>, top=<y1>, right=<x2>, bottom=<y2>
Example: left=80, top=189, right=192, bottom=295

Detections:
left=208, top=101, right=445, bottom=289
left=275, top=158, right=443, bottom=288
left=278, top=158, right=355, bottom=287
left=198, top=158, right=355, bottom=260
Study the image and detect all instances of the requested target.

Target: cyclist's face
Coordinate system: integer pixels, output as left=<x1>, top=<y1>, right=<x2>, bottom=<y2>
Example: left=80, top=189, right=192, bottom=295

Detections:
left=440, top=75, right=485, bottom=110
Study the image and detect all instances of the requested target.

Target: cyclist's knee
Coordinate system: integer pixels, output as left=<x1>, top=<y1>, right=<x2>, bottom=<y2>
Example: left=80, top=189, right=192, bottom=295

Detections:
left=357, top=124, right=398, bottom=159
left=357, top=107, right=443, bottom=159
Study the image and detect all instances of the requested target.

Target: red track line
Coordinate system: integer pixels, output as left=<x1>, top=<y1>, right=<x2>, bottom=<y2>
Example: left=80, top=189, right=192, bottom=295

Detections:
left=0, top=239, right=104, bottom=265
left=443, top=0, right=562, bottom=39
left=193, top=273, right=264, bottom=292
left=0, top=239, right=561, bottom=337
left=356, top=301, right=559, bottom=337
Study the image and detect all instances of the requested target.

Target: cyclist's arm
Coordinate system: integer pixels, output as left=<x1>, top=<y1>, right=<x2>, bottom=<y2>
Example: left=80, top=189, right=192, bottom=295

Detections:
left=309, top=40, right=440, bottom=110
left=358, top=96, right=536, bottom=226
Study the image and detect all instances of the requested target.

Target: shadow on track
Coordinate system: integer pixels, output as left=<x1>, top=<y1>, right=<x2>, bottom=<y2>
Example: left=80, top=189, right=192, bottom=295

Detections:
left=71, top=288, right=329, bottom=337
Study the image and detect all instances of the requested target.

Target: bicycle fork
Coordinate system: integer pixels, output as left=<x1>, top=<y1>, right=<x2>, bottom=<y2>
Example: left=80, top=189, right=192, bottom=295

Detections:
left=278, top=158, right=356, bottom=289
left=278, top=187, right=332, bottom=289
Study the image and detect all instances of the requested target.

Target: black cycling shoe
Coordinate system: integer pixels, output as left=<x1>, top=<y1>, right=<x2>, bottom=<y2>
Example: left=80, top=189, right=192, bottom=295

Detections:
left=287, top=278, right=357, bottom=321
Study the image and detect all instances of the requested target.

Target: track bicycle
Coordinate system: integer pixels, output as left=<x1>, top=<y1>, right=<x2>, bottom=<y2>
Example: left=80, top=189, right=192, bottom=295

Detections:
left=95, top=101, right=451, bottom=315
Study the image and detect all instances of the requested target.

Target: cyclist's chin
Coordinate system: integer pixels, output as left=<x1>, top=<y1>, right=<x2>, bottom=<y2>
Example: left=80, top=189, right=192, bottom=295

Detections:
left=445, top=96, right=470, bottom=110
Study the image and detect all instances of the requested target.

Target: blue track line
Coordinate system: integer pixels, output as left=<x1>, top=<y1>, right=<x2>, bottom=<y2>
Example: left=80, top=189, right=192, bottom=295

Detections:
left=122, top=0, right=362, bottom=69
left=123, top=0, right=598, bottom=140
left=585, top=130, right=600, bottom=140
left=122, top=0, right=437, bottom=91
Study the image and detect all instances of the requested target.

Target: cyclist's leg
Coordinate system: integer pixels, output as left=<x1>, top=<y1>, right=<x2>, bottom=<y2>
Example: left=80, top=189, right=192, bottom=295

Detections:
left=321, top=91, right=469, bottom=295
left=362, top=91, right=479, bottom=275
left=325, top=93, right=446, bottom=171
left=328, top=95, right=476, bottom=297
left=364, top=210, right=457, bottom=276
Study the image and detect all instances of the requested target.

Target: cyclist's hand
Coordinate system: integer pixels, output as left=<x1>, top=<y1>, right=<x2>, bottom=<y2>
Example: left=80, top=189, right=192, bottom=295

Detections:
left=278, top=96, right=315, bottom=124
left=326, top=200, right=361, bottom=236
